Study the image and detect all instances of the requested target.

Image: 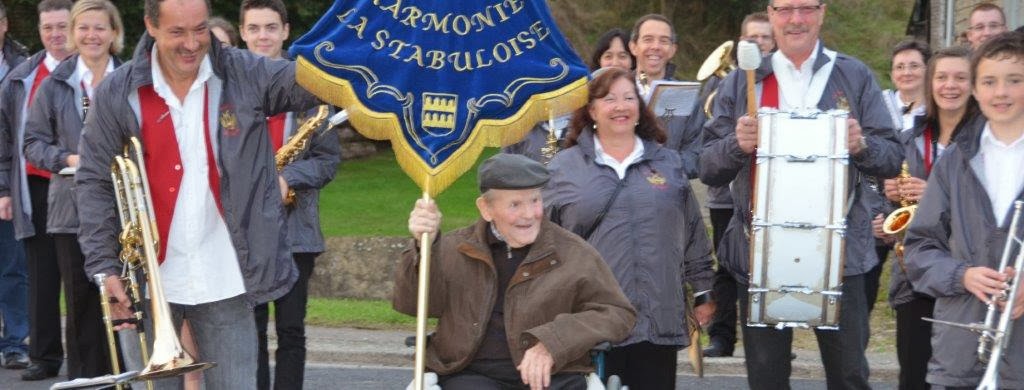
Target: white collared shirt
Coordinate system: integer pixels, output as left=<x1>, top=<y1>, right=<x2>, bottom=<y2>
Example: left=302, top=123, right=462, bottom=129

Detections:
left=43, top=52, right=61, bottom=72
left=979, top=123, right=1024, bottom=227
left=770, top=41, right=836, bottom=110
left=150, top=47, right=245, bottom=305
left=75, top=56, right=115, bottom=100
left=594, top=135, right=644, bottom=179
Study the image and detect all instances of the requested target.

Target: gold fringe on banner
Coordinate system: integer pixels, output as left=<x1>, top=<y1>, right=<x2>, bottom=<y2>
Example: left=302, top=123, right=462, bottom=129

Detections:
left=296, top=57, right=588, bottom=197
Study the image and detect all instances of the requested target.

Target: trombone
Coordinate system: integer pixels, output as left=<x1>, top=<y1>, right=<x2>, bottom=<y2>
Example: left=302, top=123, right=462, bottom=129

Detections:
left=52, top=137, right=215, bottom=390
left=925, top=200, right=1024, bottom=390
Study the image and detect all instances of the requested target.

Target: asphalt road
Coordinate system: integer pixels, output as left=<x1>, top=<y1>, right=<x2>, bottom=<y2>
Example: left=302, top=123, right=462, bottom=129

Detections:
left=0, top=363, right=897, bottom=390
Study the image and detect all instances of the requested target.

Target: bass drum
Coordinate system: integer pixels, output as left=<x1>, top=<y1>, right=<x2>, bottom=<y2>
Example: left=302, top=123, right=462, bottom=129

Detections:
left=747, top=109, right=849, bottom=329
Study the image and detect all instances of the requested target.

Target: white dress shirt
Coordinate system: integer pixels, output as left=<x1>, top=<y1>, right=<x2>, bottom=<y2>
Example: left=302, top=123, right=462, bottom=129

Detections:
left=979, top=123, right=1024, bottom=227
left=75, top=55, right=115, bottom=100
left=150, top=47, right=245, bottom=305
left=43, top=52, right=61, bottom=73
left=594, top=135, right=644, bottom=179
left=770, top=41, right=836, bottom=110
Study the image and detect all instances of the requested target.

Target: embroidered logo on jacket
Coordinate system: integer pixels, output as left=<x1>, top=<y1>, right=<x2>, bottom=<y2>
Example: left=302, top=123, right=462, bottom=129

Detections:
left=219, top=105, right=239, bottom=137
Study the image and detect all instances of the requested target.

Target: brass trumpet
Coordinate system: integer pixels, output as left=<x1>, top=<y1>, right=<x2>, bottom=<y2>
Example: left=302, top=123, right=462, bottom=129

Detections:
left=883, top=162, right=917, bottom=262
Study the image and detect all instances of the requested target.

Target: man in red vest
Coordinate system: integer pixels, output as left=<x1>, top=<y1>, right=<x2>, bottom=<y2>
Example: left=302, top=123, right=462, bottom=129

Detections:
left=0, top=0, right=73, bottom=381
left=75, top=0, right=320, bottom=387
left=239, top=1, right=341, bottom=389
left=699, top=1, right=903, bottom=389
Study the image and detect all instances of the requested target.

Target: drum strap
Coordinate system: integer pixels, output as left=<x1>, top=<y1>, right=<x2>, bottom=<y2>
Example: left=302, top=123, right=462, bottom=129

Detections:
left=749, top=75, right=780, bottom=213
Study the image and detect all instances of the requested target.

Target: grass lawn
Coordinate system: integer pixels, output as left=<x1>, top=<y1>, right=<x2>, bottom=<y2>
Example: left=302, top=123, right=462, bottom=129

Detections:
left=304, top=297, right=434, bottom=330
left=319, top=147, right=499, bottom=237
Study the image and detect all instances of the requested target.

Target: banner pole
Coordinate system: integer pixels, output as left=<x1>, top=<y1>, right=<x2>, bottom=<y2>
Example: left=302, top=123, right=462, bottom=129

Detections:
left=414, top=186, right=432, bottom=390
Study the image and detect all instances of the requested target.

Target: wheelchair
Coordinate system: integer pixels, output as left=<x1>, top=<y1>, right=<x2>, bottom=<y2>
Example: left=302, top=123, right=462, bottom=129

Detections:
left=403, top=336, right=626, bottom=390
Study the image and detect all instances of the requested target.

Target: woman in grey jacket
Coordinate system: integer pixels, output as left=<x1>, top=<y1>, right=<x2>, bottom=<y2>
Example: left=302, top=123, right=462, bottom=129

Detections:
left=21, top=0, right=124, bottom=380
left=543, top=67, right=715, bottom=389
left=904, top=33, right=1024, bottom=388
left=875, top=45, right=979, bottom=390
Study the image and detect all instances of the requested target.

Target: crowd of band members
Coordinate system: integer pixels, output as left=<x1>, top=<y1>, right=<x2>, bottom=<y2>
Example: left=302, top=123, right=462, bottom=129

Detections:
left=0, top=0, right=1019, bottom=389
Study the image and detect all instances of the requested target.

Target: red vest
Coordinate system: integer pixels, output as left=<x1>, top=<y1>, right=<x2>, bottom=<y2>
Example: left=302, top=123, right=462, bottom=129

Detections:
left=25, top=64, right=51, bottom=179
left=267, top=113, right=286, bottom=152
left=137, top=85, right=222, bottom=263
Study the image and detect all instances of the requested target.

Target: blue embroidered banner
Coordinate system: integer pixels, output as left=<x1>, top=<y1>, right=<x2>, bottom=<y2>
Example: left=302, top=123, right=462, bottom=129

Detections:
left=291, top=0, right=588, bottom=195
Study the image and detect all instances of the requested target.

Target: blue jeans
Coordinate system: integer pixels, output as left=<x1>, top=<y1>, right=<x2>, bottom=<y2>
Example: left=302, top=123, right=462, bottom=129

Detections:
left=0, top=220, right=27, bottom=354
left=127, top=294, right=257, bottom=389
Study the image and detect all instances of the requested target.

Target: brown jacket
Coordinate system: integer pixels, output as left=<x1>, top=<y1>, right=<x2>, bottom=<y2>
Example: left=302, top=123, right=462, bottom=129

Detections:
left=392, top=218, right=636, bottom=375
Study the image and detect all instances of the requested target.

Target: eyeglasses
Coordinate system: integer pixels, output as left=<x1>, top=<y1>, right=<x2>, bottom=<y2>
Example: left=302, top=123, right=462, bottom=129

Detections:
left=769, top=4, right=823, bottom=17
left=892, top=63, right=924, bottom=73
left=968, top=22, right=1006, bottom=32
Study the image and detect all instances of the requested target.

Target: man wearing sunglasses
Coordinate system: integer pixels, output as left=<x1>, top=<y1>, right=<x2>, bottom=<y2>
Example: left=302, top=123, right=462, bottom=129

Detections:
left=700, top=1, right=901, bottom=389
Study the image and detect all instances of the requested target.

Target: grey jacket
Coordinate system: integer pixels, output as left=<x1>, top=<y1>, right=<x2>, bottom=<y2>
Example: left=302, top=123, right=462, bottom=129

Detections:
left=903, top=120, right=1023, bottom=388
left=502, top=114, right=570, bottom=164
left=544, top=130, right=714, bottom=347
left=280, top=108, right=341, bottom=254
left=0, top=50, right=47, bottom=239
left=691, top=75, right=733, bottom=209
left=0, top=36, right=28, bottom=82
left=23, top=54, right=122, bottom=234
left=76, top=34, right=319, bottom=305
left=700, top=45, right=903, bottom=284
left=887, top=114, right=982, bottom=307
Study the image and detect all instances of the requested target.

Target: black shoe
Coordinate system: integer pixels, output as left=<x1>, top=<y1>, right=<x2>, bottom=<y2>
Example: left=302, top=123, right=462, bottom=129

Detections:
left=20, top=363, right=59, bottom=381
left=702, top=340, right=734, bottom=357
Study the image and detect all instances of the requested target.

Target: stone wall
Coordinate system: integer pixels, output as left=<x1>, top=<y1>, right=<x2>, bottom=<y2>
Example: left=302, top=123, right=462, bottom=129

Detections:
left=308, top=236, right=409, bottom=300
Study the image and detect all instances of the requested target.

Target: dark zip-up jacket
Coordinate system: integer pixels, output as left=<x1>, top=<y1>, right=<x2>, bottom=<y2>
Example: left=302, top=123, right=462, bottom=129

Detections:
left=279, top=107, right=340, bottom=254
left=0, top=50, right=47, bottom=239
left=888, top=114, right=982, bottom=307
left=700, top=45, right=903, bottom=283
left=903, top=120, right=1023, bottom=388
left=76, top=34, right=319, bottom=305
left=544, top=130, right=714, bottom=347
left=23, top=54, right=123, bottom=234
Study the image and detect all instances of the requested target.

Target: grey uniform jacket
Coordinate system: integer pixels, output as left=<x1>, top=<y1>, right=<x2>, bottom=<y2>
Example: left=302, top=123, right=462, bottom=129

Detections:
left=76, top=34, right=319, bottom=305
left=700, top=45, right=903, bottom=284
left=656, top=76, right=702, bottom=179
left=502, top=114, right=570, bottom=164
left=544, top=130, right=714, bottom=347
left=279, top=108, right=340, bottom=254
left=902, top=120, right=1023, bottom=388
left=0, top=37, right=28, bottom=82
left=691, top=75, right=733, bottom=210
left=887, top=114, right=982, bottom=308
left=0, top=51, right=47, bottom=239
left=23, top=54, right=122, bottom=234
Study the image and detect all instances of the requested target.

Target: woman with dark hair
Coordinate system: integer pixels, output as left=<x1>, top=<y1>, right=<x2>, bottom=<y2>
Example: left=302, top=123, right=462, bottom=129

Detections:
left=882, top=39, right=930, bottom=132
left=543, top=67, right=715, bottom=389
left=875, top=45, right=981, bottom=390
left=589, top=28, right=634, bottom=71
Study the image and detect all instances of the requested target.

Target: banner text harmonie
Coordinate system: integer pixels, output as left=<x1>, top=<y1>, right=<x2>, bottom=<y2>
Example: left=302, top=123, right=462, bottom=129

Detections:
left=345, top=0, right=552, bottom=72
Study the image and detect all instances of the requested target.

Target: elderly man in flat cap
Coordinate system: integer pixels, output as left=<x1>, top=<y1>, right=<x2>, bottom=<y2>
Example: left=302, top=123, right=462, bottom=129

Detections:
left=393, top=153, right=636, bottom=390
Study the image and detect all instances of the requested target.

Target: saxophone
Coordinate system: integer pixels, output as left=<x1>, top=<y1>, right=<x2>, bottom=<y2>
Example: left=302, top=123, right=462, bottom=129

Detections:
left=882, top=161, right=918, bottom=267
left=275, top=105, right=330, bottom=206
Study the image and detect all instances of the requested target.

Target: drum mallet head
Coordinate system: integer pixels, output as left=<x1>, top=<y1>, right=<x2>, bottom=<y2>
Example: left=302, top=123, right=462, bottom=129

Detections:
left=737, top=40, right=761, bottom=118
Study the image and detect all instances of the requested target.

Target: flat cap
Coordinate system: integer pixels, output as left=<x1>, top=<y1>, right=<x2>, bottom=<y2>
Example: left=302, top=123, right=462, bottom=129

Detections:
left=478, top=153, right=550, bottom=193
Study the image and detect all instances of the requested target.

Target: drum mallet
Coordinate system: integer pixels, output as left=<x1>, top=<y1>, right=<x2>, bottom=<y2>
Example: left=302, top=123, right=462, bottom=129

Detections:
left=737, top=40, right=762, bottom=119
